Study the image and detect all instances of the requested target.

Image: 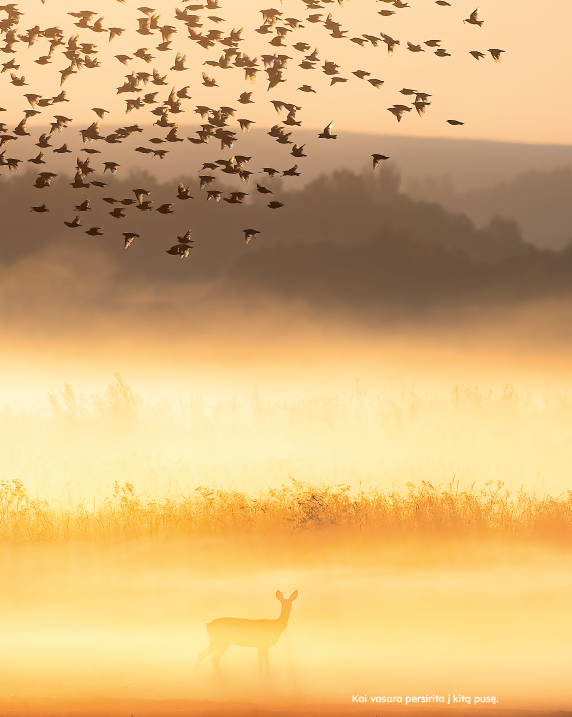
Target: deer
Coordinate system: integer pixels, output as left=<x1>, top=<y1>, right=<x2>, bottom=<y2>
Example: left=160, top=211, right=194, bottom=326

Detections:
left=195, top=590, right=298, bottom=680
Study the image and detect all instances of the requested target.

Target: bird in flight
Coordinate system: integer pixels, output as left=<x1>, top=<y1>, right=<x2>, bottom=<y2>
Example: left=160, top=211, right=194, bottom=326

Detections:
left=64, top=215, right=82, bottom=228
left=488, top=49, right=505, bottom=62
left=318, top=122, right=337, bottom=139
left=464, top=8, right=484, bottom=26
left=243, top=228, right=260, bottom=244
left=0, top=0, right=504, bottom=259
left=372, top=154, right=390, bottom=169
left=388, top=105, right=412, bottom=122
left=122, top=232, right=140, bottom=249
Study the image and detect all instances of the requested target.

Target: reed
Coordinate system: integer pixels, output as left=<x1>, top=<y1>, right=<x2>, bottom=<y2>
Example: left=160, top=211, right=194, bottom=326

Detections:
left=0, top=476, right=571, bottom=544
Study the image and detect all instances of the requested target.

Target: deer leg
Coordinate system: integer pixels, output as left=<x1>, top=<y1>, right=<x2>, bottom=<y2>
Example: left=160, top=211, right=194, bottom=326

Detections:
left=195, top=643, right=216, bottom=674
left=265, top=649, right=271, bottom=682
left=212, top=645, right=228, bottom=674
left=258, top=648, right=270, bottom=682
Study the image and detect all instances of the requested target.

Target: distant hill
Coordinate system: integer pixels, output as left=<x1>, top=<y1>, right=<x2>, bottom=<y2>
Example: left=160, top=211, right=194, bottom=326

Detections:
left=6, top=128, right=572, bottom=192
left=406, top=167, right=572, bottom=251
left=6, top=128, right=571, bottom=250
left=0, top=165, right=532, bottom=276
left=4, top=163, right=572, bottom=320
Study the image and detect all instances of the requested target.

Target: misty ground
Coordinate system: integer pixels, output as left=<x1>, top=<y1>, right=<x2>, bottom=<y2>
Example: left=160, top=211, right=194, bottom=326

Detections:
left=0, top=699, right=564, bottom=717
left=2, top=534, right=572, bottom=709
left=0, top=701, right=565, bottom=717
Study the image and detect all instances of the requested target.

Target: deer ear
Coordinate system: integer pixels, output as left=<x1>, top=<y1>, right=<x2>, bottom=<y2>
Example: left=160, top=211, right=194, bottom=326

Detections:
left=289, top=590, right=298, bottom=601
left=276, top=590, right=284, bottom=600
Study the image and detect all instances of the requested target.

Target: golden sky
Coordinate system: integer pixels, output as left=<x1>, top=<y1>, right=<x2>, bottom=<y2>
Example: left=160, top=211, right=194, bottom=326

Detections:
left=3, top=0, right=571, bottom=144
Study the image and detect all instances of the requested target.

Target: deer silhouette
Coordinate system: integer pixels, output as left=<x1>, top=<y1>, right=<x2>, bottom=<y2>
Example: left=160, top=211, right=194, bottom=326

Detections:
left=195, top=590, right=298, bottom=679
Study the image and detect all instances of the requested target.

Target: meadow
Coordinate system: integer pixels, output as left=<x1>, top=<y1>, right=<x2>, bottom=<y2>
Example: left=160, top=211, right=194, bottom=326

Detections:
left=1, top=473, right=572, bottom=545
left=2, top=376, right=572, bottom=710
left=2, top=374, right=572, bottom=544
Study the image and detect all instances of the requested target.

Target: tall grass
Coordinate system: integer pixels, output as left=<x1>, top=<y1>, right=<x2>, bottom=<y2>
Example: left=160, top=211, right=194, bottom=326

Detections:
left=3, top=375, right=572, bottom=544
left=1, top=476, right=571, bottom=544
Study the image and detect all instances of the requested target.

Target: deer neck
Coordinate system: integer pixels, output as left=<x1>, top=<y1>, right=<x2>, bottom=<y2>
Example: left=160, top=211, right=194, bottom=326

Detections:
left=275, top=602, right=292, bottom=632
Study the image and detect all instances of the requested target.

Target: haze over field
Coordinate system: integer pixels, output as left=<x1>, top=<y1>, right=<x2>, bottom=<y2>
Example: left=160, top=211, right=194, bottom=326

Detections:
left=1, top=536, right=572, bottom=709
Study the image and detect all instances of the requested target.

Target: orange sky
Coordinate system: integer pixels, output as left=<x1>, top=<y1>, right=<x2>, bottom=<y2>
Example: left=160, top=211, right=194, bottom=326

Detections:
left=2, top=0, right=571, bottom=145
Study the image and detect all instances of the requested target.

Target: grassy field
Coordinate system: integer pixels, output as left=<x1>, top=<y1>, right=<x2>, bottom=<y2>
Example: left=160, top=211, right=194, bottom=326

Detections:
left=2, top=378, right=572, bottom=709
left=3, top=374, right=572, bottom=543
left=1, top=475, right=572, bottom=544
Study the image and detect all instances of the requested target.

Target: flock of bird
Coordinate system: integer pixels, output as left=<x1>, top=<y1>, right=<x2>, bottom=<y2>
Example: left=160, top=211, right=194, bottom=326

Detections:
left=0, top=1, right=504, bottom=258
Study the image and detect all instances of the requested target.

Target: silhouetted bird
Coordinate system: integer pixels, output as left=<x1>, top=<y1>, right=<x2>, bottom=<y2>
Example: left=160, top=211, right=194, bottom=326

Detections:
left=123, top=232, right=139, bottom=249
left=166, top=243, right=192, bottom=258
left=372, top=154, right=390, bottom=168
left=177, top=182, right=193, bottom=199
left=464, top=8, right=484, bottom=26
left=243, top=228, right=260, bottom=244
left=133, top=188, right=150, bottom=203
left=488, top=48, right=505, bottom=62
left=318, top=121, right=336, bottom=139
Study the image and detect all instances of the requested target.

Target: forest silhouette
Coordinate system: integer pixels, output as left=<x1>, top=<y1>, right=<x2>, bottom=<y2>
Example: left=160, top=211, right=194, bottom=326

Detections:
left=3, top=163, right=572, bottom=316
